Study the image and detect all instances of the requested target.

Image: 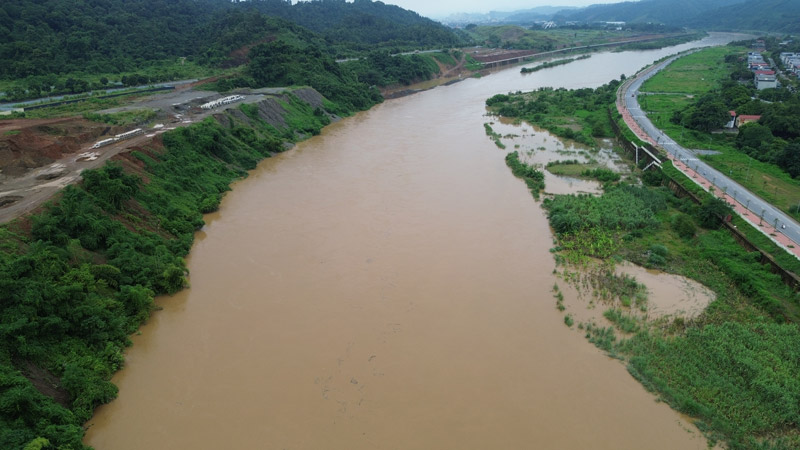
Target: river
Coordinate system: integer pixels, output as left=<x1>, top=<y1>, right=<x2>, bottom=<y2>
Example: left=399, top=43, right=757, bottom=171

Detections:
left=84, top=34, right=742, bottom=449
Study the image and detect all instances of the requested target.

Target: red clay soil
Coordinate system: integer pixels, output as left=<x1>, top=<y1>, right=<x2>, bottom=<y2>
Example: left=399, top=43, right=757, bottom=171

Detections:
left=0, top=118, right=116, bottom=176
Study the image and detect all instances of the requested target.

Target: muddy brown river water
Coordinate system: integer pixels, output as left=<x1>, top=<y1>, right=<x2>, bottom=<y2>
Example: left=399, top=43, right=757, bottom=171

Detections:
left=85, top=34, right=743, bottom=449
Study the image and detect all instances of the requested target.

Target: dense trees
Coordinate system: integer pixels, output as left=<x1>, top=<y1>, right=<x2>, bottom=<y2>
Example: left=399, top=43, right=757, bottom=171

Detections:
left=343, top=50, right=443, bottom=87
left=247, top=38, right=382, bottom=113
left=0, top=0, right=466, bottom=101
left=670, top=93, right=730, bottom=132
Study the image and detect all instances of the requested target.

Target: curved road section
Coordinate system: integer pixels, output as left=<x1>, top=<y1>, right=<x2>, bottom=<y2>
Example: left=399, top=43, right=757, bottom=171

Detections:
left=619, top=54, right=800, bottom=259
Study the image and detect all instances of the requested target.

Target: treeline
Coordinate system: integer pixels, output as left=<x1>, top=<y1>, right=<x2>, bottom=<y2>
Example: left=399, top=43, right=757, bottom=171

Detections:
left=342, top=51, right=444, bottom=87
left=495, top=80, right=800, bottom=448
left=0, top=91, right=330, bottom=449
left=0, top=0, right=466, bottom=101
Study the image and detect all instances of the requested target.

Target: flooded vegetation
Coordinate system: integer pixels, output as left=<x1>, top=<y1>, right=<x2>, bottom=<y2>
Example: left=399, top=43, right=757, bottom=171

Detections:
left=492, top=42, right=800, bottom=447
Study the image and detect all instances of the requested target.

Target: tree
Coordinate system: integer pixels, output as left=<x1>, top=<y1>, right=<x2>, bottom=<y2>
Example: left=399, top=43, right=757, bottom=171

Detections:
left=778, top=140, right=800, bottom=178
left=685, top=94, right=729, bottom=132
left=697, top=197, right=731, bottom=229
left=736, top=122, right=773, bottom=154
left=672, top=213, right=696, bottom=239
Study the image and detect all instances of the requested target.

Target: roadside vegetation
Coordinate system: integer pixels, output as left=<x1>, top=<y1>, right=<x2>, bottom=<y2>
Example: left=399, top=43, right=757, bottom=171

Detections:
left=0, top=90, right=334, bottom=449
left=639, top=40, right=800, bottom=220
left=491, top=79, right=800, bottom=449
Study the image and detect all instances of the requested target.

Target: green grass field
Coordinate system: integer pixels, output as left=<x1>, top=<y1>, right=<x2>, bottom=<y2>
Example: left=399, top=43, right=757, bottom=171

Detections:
left=637, top=46, right=800, bottom=220
left=642, top=46, right=737, bottom=94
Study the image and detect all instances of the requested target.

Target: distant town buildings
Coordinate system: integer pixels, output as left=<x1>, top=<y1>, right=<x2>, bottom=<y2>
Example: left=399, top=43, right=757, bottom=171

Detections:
left=780, top=52, right=800, bottom=79
left=746, top=51, right=782, bottom=90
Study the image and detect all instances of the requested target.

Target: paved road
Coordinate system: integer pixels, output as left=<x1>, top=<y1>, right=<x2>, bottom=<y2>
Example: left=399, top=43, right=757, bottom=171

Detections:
left=0, top=79, right=200, bottom=111
left=622, top=55, right=800, bottom=255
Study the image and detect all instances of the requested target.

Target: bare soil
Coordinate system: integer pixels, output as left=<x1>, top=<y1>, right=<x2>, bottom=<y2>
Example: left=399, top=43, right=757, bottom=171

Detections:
left=0, top=87, right=286, bottom=224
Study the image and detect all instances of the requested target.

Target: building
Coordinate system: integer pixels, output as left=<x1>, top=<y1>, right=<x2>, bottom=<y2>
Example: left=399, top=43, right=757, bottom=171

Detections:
left=780, top=53, right=800, bottom=75
left=736, top=115, right=761, bottom=128
left=756, top=73, right=778, bottom=90
left=725, top=111, right=737, bottom=129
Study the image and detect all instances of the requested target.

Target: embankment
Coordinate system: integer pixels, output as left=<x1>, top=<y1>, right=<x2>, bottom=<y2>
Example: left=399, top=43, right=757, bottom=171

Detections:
left=0, top=87, right=336, bottom=450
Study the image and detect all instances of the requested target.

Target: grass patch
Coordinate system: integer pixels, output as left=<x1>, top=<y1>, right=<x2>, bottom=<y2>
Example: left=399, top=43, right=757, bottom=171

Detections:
left=603, top=308, right=640, bottom=333
left=484, top=123, right=506, bottom=148
left=642, top=47, right=739, bottom=94
left=505, top=151, right=545, bottom=199
left=431, top=51, right=457, bottom=66
left=701, top=151, right=800, bottom=221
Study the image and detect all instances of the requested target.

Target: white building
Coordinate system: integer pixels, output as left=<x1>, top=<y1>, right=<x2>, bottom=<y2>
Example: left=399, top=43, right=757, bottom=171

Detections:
left=756, top=73, right=778, bottom=90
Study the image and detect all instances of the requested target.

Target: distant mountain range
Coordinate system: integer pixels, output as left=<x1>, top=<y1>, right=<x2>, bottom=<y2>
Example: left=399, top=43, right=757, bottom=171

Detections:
left=438, top=6, right=578, bottom=26
left=553, top=0, right=746, bottom=24
left=440, top=0, right=799, bottom=34
left=685, top=0, right=800, bottom=34
left=556, top=0, right=799, bottom=33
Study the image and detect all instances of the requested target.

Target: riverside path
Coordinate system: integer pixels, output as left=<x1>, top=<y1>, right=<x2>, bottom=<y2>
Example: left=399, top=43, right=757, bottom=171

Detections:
left=618, top=53, right=800, bottom=259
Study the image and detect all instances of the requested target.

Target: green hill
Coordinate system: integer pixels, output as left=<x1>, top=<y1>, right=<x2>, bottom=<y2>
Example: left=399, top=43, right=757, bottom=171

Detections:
left=554, top=0, right=799, bottom=34
left=0, top=0, right=465, bottom=101
left=554, top=0, right=746, bottom=25
left=688, top=0, right=800, bottom=33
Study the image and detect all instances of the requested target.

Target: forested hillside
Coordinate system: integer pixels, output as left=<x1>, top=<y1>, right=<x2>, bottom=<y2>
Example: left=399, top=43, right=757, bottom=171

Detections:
left=554, top=0, right=799, bottom=33
left=554, top=0, right=746, bottom=25
left=686, top=0, right=800, bottom=34
left=0, top=0, right=465, bottom=101
left=245, top=0, right=463, bottom=54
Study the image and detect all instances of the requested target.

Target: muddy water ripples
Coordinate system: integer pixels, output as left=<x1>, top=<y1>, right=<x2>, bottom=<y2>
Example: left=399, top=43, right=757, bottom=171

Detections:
left=85, top=34, right=744, bottom=449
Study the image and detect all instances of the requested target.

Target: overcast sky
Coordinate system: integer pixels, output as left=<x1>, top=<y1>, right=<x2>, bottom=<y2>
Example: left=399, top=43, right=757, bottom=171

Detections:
left=374, top=1, right=619, bottom=18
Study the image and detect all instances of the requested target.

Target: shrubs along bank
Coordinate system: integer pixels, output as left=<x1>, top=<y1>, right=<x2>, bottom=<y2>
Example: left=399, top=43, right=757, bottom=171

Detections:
left=0, top=88, right=336, bottom=449
left=491, top=82, right=800, bottom=449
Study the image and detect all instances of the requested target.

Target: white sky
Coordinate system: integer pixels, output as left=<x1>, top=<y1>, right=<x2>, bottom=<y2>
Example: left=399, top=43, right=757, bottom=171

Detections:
left=375, top=1, right=621, bottom=18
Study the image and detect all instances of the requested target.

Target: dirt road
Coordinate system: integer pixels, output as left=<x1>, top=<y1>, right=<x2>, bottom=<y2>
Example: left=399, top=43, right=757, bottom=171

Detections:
left=0, top=89, right=270, bottom=224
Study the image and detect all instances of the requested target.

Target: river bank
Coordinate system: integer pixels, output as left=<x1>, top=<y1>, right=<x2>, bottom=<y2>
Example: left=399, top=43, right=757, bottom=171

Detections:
left=80, top=36, right=747, bottom=450
left=0, top=87, right=342, bottom=449
left=488, top=70, right=800, bottom=449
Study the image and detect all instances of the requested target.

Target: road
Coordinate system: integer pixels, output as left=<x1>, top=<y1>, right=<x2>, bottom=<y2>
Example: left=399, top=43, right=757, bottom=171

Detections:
left=0, top=79, right=200, bottom=111
left=622, top=55, right=800, bottom=257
